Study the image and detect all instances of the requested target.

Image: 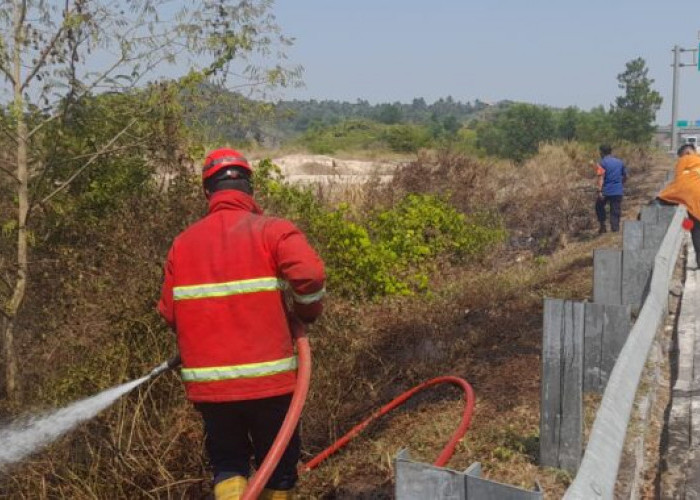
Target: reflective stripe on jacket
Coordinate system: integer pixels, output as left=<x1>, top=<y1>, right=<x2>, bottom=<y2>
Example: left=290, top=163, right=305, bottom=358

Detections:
left=181, top=356, right=298, bottom=382
left=158, top=190, right=325, bottom=402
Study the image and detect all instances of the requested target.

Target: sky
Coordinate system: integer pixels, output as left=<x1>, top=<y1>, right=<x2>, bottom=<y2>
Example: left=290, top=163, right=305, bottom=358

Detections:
left=272, top=0, right=700, bottom=125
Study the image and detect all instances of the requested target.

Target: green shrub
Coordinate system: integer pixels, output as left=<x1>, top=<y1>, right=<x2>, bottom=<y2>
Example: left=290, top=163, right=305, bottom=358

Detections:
left=311, top=206, right=409, bottom=298
left=381, top=124, right=431, bottom=152
left=297, top=119, right=434, bottom=154
left=253, top=159, right=323, bottom=230
left=254, top=161, right=505, bottom=299
left=370, top=194, right=505, bottom=291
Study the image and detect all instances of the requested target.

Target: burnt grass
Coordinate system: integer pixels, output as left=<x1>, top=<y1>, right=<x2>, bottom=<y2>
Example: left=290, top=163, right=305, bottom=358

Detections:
left=0, top=146, right=672, bottom=499
left=297, top=148, right=673, bottom=499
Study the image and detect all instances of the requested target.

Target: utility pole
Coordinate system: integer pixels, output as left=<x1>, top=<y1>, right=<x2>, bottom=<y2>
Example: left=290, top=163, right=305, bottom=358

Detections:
left=671, top=45, right=680, bottom=153
left=670, top=43, right=699, bottom=153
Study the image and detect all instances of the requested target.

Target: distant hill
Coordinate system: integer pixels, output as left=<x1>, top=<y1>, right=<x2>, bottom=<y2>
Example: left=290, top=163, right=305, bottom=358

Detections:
left=271, top=96, right=506, bottom=135
left=184, top=85, right=514, bottom=146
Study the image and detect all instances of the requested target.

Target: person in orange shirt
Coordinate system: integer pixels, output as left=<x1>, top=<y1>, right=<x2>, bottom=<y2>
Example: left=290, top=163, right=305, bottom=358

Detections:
left=658, top=143, right=700, bottom=267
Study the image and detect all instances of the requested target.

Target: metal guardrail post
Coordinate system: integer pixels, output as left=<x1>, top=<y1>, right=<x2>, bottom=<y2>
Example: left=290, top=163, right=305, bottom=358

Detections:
left=395, top=450, right=543, bottom=499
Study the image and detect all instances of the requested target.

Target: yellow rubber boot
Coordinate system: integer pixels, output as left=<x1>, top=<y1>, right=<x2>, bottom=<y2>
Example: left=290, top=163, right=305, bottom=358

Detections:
left=259, top=488, right=295, bottom=500
left=214, top=476, right=248, bottom=500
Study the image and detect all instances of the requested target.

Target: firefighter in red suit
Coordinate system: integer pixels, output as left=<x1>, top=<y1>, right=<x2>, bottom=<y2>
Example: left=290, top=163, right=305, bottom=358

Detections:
left=158, top=148, right=325, bottom=500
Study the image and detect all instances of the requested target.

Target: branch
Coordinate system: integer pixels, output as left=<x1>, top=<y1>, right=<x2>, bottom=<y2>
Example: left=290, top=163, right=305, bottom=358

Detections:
left=29, top=139, right=152, bottom=193
left=21, top=24, right=67, bottom=92
left=27, top=112, right=59, bottom=139
left=27, top=53, right=129, bottom=139
left=33, top=118, right=138, bottom=210
left=15, top=0, right=27, bottom=38
left=52, top=142, right=150, bottom=164
left=21, top=0, right=71, bottom=91
left=0, top=163, right=19, bottom=182
left=0, top=62, right=14, bottom=85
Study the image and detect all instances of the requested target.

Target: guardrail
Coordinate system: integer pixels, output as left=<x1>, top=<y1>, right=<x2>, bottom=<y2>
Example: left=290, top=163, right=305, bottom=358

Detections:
left=395, top=179, right=684, bottom=499
left=564, top=206, right=685, bottom=499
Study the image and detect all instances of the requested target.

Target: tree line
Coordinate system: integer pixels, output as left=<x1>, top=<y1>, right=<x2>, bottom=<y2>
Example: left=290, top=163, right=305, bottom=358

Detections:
left=475, top=58, right=662, bottom=161
left=199, top=57, right=662, bottom=161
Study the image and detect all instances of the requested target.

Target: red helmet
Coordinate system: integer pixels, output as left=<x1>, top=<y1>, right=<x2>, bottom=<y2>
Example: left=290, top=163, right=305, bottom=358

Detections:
left=202, top=148, right=252, bottom=182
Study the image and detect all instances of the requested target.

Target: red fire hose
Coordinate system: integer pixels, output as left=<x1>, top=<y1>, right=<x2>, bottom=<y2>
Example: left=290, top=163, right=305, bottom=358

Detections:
left=242, top=326, right=312, bottom=500
left=302, top=375, right=475, bottom=471
left=243, top=325, right=475, bottom=499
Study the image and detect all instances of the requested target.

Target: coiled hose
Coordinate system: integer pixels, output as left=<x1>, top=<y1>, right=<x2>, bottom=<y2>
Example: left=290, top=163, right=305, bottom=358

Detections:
left=243, top=323, right=475, bottom=499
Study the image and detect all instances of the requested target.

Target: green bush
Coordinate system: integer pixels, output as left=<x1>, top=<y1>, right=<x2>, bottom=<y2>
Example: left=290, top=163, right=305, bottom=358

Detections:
left=253, top=158, right=323, bottom=229
left=254, top=161, right=505, bottom=299
left=381, top=124, right=431, bottom=152
left=476, top=103, right=556, bottom=162
left=298, top=119, right=433, bottom=154
left=311, top=206, right=409, bottom=298
left=369, top=194, right=505, bottom=292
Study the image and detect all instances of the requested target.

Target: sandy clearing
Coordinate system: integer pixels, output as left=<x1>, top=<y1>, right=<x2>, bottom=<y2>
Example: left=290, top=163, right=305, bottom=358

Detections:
left=268, top=154, right=401, bottom=184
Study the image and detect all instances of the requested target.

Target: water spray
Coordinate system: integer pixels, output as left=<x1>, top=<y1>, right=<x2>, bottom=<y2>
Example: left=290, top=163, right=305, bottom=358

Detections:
left=0, top=354, right=181, bottom=469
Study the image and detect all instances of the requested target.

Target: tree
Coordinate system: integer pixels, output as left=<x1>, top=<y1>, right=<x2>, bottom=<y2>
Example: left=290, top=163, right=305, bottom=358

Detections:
left=556, top=107, right=580, bottom=141
left=0, top=0, right=298, bottom=401
left=375, top=103, right=403, bottom=124
left=442, top=115, right=461, bottom=137
left=476, top=103, right=556, bottom=161
left=575, top=106, right=616, bottom=145
left=610, top=57, right=662, bottom=144
left=382, top=124, right=430, bottom=152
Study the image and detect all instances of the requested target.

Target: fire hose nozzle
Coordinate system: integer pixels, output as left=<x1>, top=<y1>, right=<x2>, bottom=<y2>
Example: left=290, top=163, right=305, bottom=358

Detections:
left=148, top=354, right=182, bottom=379
left=167, top=354, right=182, bottom=370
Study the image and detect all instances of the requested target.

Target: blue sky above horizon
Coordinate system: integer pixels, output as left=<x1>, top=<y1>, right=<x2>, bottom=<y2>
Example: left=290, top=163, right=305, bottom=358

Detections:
left=272, top=1, right=700, bottom=125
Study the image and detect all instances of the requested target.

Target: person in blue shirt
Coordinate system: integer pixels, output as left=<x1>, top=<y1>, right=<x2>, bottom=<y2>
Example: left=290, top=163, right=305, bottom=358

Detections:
left=595, top=145, right=627, bottom=233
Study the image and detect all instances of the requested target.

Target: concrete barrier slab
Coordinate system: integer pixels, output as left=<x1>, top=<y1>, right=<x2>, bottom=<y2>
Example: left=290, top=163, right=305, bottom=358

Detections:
left=594, top=249, right=622, bottom=305
left=623, top=221, right=644, bottom=251
left=622, top=248, right=656, bottom=311
left=644, top=221, right=668, bottom=251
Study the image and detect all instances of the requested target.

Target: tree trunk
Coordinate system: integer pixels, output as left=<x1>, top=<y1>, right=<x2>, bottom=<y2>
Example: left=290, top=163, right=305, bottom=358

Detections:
left=4, top=113, right=27, bottom=403
left=1, top=314, right=19, bottom=400
left=1, top=0, right=28, bottom=401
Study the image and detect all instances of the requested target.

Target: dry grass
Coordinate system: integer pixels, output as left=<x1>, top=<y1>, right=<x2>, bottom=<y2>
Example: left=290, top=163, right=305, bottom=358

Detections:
left=0, top=144, right=674, bottom=499
left=292, top=223, right=612, bottom=498
left=293, top=145, right=673, bottom=498
left=384, top=144, right=596, bottom=254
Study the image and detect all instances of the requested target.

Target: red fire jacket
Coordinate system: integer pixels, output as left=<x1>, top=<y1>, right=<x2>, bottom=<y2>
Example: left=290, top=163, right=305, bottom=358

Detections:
left=158, top=190, right=325, bottom=402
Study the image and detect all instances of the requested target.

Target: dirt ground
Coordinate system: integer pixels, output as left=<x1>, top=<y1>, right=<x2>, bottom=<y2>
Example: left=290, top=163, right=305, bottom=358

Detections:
left=270, top=154, right=398, bottom=184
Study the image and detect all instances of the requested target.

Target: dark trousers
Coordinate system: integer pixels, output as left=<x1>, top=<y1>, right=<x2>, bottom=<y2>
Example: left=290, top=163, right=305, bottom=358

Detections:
left=595, top=195, right=623, bottom=231
left=194, top=394, right=300, bottom=490
left=690, top=214, right=700, bottom=267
